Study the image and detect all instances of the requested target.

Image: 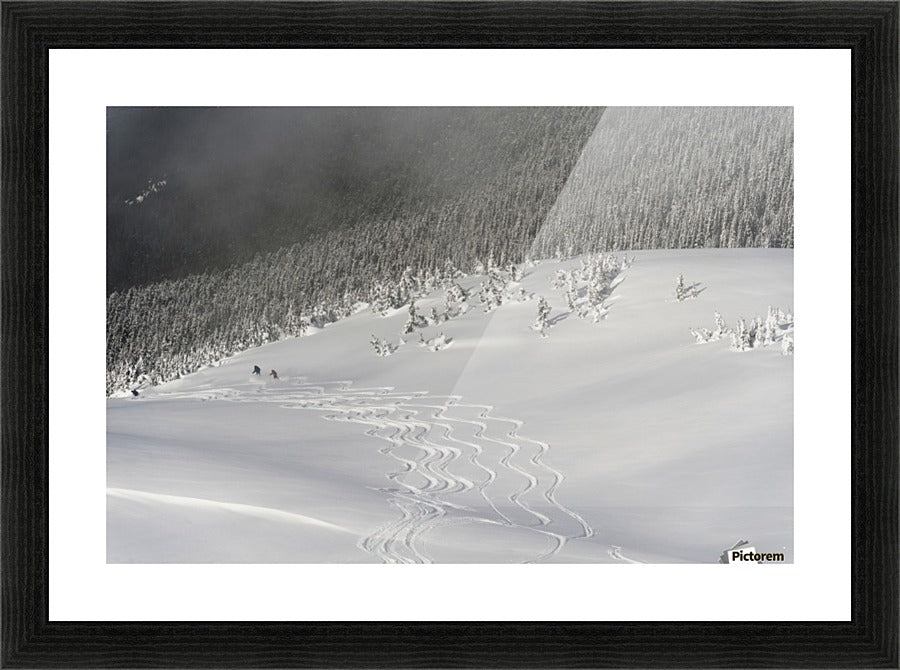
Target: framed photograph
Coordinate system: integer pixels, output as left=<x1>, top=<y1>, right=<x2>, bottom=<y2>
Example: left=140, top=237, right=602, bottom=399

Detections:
left=3, top=1, right=897, bottom=667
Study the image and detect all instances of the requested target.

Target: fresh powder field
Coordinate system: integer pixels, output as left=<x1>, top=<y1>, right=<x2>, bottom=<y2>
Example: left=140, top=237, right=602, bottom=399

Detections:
left=108, top=248, right=792, bottom=564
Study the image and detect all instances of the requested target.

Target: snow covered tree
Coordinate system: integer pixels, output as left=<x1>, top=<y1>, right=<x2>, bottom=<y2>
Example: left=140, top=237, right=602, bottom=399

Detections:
left=691, top=327, right=713, bottom=343
left=451, top=282, right=469, bottom=303
left=534, top=296, right=551, bottom=337
left=371, top=282, right=392, bottom=316
left=712, top=311, right=729, bottom=340
left=441, top=258, right=461, bottom=283
left=675, top=274, right=686, bottom=301
left=550, top=270, right=568, bottom=290
left=782, top=333, right=794, bottom=356
left=443, top=292, right=458, bottom=318
left=478, top=268, right=506, bottom=312
left=749, top=317, right=762, bottom=348
left=489, top=271, right=506, bottom=308
left=731, top=318, right=753, bottom=351
left=369, top=334, right=398, bottom=357
left=428, top=306, right=444, bottom=326
left=587, top=275, right=607, bottom=309
left=761, top=306, right=778, bottom=346
left=565, top=285, right=577, bottom=312
left=443, top=282, right=469, bottom=318
left=397, top=266, right=419, bottom=307
left=476, top=264, right=508, bottom=312
left=477, top=282, right=489, bottom=309
left=426, top=332, right=452, bottom=352
left=403, top=302, right=424, bottom=334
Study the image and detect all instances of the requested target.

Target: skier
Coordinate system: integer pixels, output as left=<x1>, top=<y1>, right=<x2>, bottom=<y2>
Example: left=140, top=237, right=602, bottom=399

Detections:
left=130, top=375, right=149, bottom=397
left=269, top=369, right=279, bottom=380
left=252, top=365, right=261, bottom=375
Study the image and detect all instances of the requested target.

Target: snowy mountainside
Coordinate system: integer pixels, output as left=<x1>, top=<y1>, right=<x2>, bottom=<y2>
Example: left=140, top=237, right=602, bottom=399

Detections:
left=106, top=107, right=793, bottom=398
left=108, top=249, right=793, bottom=564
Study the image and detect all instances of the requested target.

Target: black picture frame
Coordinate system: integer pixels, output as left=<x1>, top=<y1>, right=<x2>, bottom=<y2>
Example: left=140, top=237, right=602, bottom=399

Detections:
left=2, top=2, right=897, bottom=667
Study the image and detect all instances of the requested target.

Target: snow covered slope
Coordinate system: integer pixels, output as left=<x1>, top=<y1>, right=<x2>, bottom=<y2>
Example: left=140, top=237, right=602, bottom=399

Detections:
left=108, top=249, right=793, bottom=564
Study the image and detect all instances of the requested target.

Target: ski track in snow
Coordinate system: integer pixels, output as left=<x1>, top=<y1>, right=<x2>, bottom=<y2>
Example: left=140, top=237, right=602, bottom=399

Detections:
left=151, top=378, right=595, bottom=564
left=608, top=545, right=644, bottom=564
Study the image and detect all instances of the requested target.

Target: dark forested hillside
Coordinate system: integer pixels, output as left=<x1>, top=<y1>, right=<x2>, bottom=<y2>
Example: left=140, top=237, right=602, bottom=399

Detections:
left=107, top=107, right=605, bottom=393
left=107, top=107, right=605, bottom=293
left=107, top=106, right=794, bottom=395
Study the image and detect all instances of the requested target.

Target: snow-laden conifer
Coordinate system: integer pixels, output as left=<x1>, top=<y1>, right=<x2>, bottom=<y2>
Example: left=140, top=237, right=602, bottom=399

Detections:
left=403, top=302, right=422, bottom=334
left=425, top=332, right=452, bottom=352
left=428, top=306, right=444, bottom=326
left=587, top=276, right=607, bottom=311
left=761, top=306, right=779, bottom=346
left=550, top=270, right=568, bottom=290
left=370, top=334, right=398, bottom=357
left=781, top=333, right=794, bottom=356
left=565, top=285, right=577, bottom=312
left=731, top=318, right=751, bottom=351
left=713, top=311, right=729, bottom=340
left=691, top=327, right=713, bottom=343
left=675, top=274, right=687, bottom=302
left=534, top=296, right=551, bottom=337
